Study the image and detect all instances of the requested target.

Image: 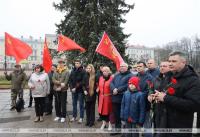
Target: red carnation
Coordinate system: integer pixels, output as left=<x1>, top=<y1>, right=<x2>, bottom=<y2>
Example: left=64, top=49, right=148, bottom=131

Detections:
left=167, top=87, right=175, bottom=95
left=171, top=78, right=177, bottom=84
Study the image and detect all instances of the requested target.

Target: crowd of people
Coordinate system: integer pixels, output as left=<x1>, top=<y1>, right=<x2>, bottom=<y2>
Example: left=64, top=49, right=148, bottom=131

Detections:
left=4, top=51, right=200, bottom=137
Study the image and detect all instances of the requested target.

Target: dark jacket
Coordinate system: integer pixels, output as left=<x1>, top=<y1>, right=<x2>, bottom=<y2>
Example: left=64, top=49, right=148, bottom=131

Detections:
left=152, top=72, right=173, bottom=130
left=121, top=90, right=146, bottom=125
left=146, top=68, right=160, bottom=80
left=82, top=72, right=96, bottom=102
left=137, top=71, right=153, bottom=111
left=68, top=66, right=86, bottom=92
left=163, top=65, right=200, bottom=137
left=48, top=71, right=55, bottom=92
left=5, top=70, right=27, bottom=90
left=110, top=71, right=133, bottom=103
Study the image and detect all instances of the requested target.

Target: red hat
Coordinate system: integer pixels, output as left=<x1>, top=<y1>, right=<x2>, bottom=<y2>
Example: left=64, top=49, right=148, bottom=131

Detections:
left=128, top=76, right=140, bottom=90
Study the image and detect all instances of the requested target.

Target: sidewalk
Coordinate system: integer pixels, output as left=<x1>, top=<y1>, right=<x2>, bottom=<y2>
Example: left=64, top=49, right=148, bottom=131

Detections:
left=0, top=89, right=115, bottom=137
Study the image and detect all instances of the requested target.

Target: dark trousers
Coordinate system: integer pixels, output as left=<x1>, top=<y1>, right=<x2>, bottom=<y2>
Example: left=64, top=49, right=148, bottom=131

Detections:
left=125, top=122, right=139, bottom=137
left=29, top=90, right=33, bottom=107
left=34, top=97, right=45, bottom=116
left=85, top=101, right=96, bottom=124
left=54, top=91, right=67, bottom=118
left=100, top=114, right=109, bottom=122
left=112, top=102, right=122, bottom=128
left=45, top=91, right=54, bottom=113
left=72, top=92, right=84, bottom=118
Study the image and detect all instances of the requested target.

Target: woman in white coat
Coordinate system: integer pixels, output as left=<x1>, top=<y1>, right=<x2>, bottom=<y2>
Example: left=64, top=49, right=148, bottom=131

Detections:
left=28, top=65, right=50, bottom=122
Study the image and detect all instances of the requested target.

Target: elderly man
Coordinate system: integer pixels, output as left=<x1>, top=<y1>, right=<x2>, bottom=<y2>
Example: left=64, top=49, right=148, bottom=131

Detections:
left=147, top=59, right=160, bottom=79
left=110, top=62, right=133, bottom=135
left=155, top=51, right=200, bottom=137
left=4, top=64, right=27, bottom=110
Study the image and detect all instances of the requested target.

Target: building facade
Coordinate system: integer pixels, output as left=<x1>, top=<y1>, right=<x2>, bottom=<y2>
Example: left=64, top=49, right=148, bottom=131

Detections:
left=0, top=34, right=60, bottom=70
left=126, top=44, right=155, bottom=63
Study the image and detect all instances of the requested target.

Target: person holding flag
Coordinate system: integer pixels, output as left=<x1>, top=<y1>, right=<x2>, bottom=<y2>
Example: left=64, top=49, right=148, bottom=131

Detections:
left=4, top=64, right=27, bottom=111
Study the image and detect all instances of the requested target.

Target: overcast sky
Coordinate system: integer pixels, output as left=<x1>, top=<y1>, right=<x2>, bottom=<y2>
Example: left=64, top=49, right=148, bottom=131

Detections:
left=0, top=0, right=200, bottom=47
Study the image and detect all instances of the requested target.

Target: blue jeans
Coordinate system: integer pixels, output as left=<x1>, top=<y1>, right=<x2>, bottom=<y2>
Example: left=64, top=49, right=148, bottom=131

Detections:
left=72, top=92, right=84, bottom=118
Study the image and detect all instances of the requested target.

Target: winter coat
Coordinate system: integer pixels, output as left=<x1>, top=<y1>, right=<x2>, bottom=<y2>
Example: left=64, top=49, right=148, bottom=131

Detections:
left=68, top=66, right=86, bottom=92
left=5, top=70, right=27, bottom=90
left=110, top=71, right=133, bottom=103
left=163, top=65, right=200, bottom=137
left=48, top=71, right=55, bottom=92
left=52, top=68, right=69, bottom=92
left=146, top=68, right=160, bottom=80
left=152, top=72, right=173, bottom=130
left=137, top=71, right=153, bottom=111
left=82, top=72, right=97, bottom=102
left=98, top=75, right=113, bottom=115
left=120, top=90, right=146, bottom=125
left=28, top=72, right=50, bottom=97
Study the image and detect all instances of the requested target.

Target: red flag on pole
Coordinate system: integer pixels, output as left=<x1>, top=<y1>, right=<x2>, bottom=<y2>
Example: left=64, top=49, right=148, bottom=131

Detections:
left=42, top=38, right=52, bottom=73
left=95, top=32, right=124, bottom=70
left=5, top=32, right=33, bottom=64
left=57, top=34, right=86, bottom=52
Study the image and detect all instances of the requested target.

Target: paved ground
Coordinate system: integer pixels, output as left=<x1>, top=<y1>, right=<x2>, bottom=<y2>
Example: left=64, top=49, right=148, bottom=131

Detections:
left=0, top=89, right=117, bottom=137
left=0, top=89, right=198, bottom=137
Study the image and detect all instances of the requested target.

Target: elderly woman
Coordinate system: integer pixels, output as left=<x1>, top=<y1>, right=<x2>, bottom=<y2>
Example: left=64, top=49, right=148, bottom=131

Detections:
left=97, top=66, right=113, bottom=130
left=28, top=65, right=50, bottom=122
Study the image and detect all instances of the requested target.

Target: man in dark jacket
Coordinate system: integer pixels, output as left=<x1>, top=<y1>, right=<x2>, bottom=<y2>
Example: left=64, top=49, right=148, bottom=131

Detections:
left=45, top=64, right=57, bottom=115
left=147, top=59, right=160, bottom=79
left=155, top=51, right=200, bottom=137
left=110, top=62, right=133, bottom=135
left=69, top=59, right=86, bottom=123
left=136, top=61, right=153, bottom=137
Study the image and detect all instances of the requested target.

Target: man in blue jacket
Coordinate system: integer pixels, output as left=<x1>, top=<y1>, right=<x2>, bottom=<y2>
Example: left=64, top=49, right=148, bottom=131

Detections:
left=110, top=63, right=133, bottom=135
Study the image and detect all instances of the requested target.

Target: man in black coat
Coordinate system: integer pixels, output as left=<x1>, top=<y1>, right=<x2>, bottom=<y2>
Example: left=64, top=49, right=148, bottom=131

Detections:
left=155, top=51, right=200, bottom=137
left=68, top=59, right=86, bottom=123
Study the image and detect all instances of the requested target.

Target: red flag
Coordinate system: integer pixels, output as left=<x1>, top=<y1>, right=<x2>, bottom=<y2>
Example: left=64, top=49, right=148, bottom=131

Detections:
left=42, top=38, right=52, bottom=73
left=95, top=32, right=124, bottom=70
left=5, top=32, right=33, bottom=64
left=57, top=34, right=86, bottom=52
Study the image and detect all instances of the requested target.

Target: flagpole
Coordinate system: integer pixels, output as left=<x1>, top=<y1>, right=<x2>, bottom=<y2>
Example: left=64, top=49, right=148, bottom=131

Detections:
left=4, top=33, right=7, bottom=71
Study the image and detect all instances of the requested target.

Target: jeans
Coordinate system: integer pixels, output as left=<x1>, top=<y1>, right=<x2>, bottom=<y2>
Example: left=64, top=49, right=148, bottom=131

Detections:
left=72, top=92, right=84, bottom=118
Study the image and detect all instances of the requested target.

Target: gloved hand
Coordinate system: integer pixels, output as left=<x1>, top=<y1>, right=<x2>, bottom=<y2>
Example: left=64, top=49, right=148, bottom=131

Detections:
left=128, top=117, right=133, bottom=123
left=84, top=90, right=88, bottom=95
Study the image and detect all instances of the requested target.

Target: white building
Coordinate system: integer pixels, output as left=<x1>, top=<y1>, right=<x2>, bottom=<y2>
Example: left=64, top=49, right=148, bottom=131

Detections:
left=126, top=44, right=155, bottom=63
left=0, top=34, right=58, bottom=70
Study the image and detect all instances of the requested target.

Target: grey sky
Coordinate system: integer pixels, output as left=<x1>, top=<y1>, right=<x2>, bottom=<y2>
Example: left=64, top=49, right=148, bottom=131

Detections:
left=0, top=0, right=200, bottom=47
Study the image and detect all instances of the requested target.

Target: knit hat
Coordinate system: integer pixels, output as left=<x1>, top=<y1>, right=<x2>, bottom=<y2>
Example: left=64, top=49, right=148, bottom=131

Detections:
left=128, top=76, right=140, bottom=90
